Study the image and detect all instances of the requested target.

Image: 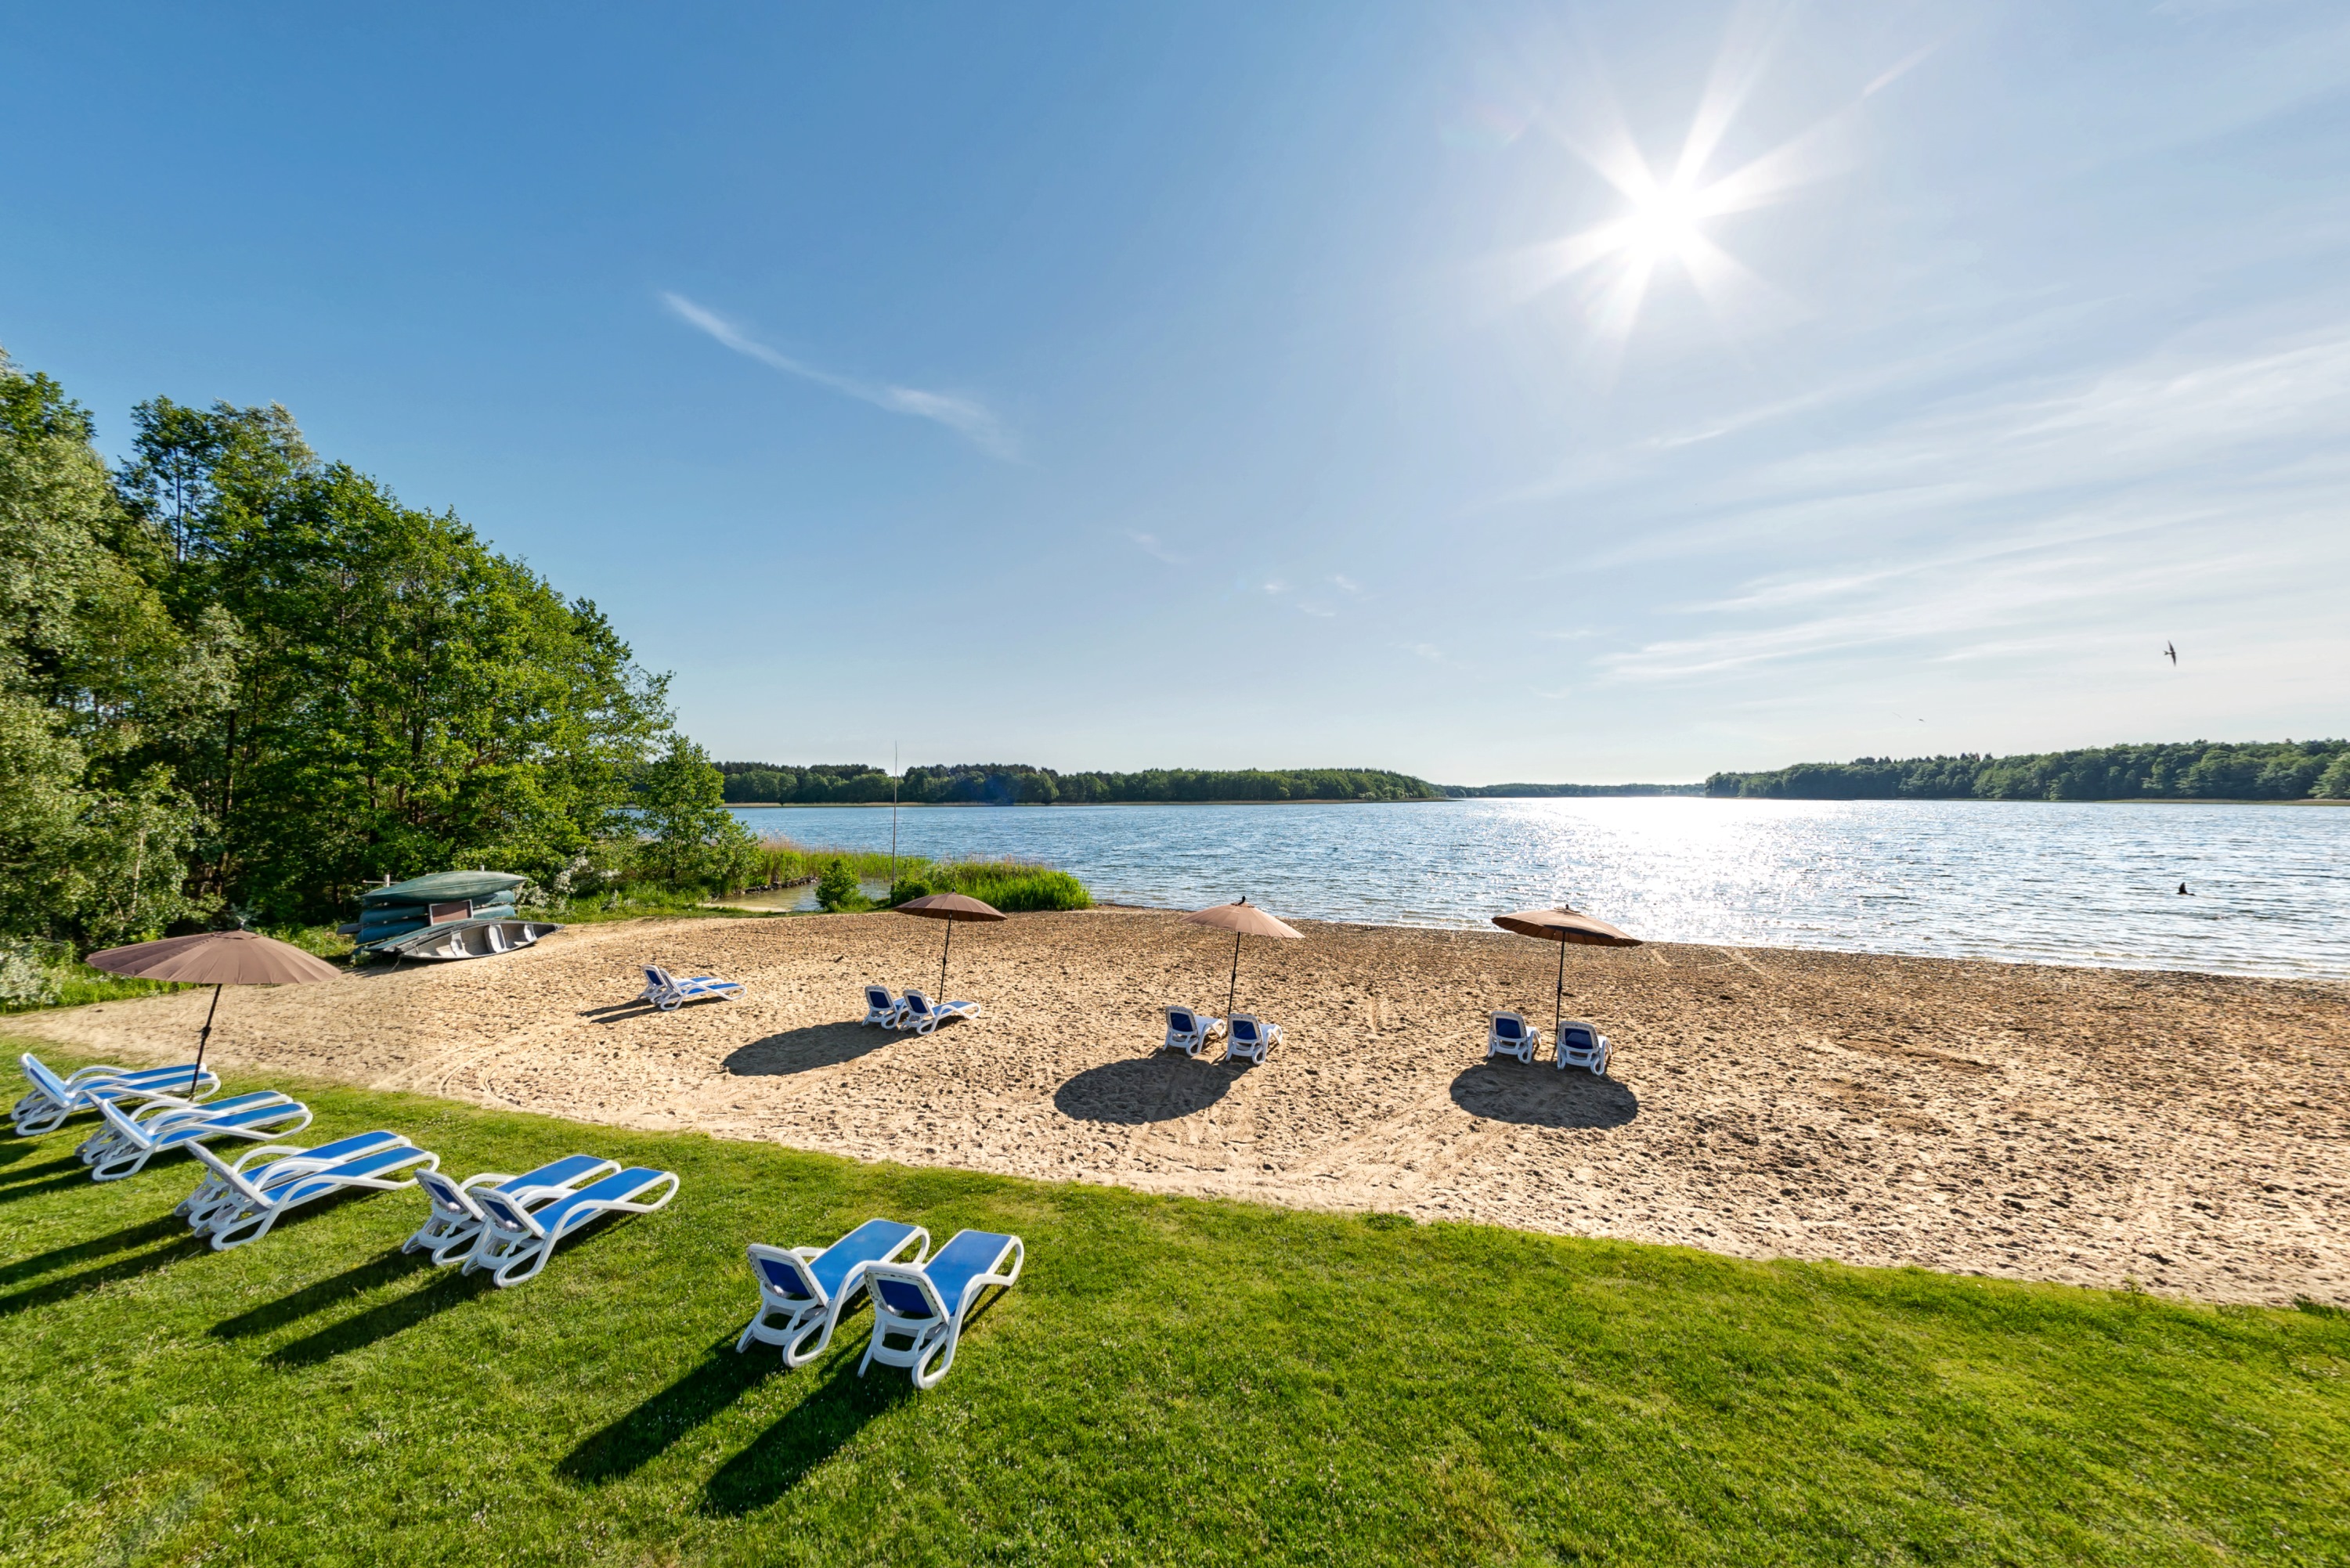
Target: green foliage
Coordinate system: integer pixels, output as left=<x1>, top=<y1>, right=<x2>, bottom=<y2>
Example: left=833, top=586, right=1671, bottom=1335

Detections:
left=922, top=859, right=1092, bottom=912
left=2, top=1058, right=2345, bottom=1565
left=1709, top=739, right=2350, bottom=802
left=635, top=737, right=756, bottom=893
left=812, top=858, right=864, bottom=912
left=720, top=761, right=1443, bottom=805
left=885, top=871, right=933, bottom=906
left=0, top=349, right=682, bottom=943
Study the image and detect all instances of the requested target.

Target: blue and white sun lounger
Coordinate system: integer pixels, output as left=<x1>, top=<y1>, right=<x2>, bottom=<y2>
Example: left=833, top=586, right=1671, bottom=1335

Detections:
left=464, top=1165, right=680, bottom=1287
left=859, top=1228, right=1024, bottom=1390
left=1554, top=1018, right=1612, bottom=1076
left=78, top=1092, right=313, bottom=1182
left=896, top=991, right=979, bottom=1036
left=187, top=1137, right=439, bottom=1250
left=1161, top=1006, right=1226, bottom=1058
left=640, top=965, right=743, bottom=1011
left=1485, top=1011, right=1540, bottom=1065
left=177, top=1130, right=414, bottom=1232
left=78, top=1089, right=298, bottom=1167
left=1225, top=1014, right=1280, bottom=1065
left=738, top=1217, right=932, bottom=1367
left=862, top=985, right=905, bottom=1027
left=402, top=1155, right=623, bottom=1266
left=13, top=1053, right=222, bottom=1136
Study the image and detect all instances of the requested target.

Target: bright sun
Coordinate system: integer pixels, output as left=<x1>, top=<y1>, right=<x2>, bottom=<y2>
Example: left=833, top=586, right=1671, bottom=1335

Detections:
left=1619, top=183, right=1708, bottom=264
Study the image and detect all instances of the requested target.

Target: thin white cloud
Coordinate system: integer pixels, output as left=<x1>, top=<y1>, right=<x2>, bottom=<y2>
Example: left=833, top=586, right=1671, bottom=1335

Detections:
left=661, top=292, right=1016, bottom=459
left=1128, top=532, right=1183, bottom=564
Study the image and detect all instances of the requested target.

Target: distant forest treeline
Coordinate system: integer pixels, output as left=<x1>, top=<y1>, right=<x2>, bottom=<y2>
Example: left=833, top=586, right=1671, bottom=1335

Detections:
left=1706, top=741, right=2350, bottom=802
left=1439, top=782, right=1702, bottom=798
left=718, top=762, right=1442, bottom=805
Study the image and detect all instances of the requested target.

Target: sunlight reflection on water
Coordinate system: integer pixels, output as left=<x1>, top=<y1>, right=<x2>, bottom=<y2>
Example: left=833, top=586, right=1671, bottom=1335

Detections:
left=727, top=798, right=2350, bottom=979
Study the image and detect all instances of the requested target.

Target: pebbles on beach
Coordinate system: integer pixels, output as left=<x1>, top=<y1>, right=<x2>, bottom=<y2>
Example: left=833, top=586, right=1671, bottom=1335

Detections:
left=22, top=908, right=2348, bottom=1304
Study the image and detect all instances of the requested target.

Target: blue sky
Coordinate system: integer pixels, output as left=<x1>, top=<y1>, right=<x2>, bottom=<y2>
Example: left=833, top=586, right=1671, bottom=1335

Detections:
left=5, top=2, right=2346, bottom=784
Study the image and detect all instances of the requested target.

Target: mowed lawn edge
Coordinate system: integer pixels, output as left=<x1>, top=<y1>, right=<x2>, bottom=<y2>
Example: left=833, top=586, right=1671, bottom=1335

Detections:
left=0, top=1043, right=2344, bottom=1567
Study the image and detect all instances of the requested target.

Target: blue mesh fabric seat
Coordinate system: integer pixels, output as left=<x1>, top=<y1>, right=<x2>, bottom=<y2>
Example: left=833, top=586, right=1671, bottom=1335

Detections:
left=738, top=1217, right=932, bottom=1366
left=191, top=1137, right=439, bottom=1250
left=1162, top=1006, right=1226, bottom=1058
left=859, top=1228, right=1024, bottom=1390
left=1554, top=1018, right=1612, bottom=1076
left=1226, top=1014, right=1281, bottom=1065
left=1485, top=1011, right=1540, bottom=1065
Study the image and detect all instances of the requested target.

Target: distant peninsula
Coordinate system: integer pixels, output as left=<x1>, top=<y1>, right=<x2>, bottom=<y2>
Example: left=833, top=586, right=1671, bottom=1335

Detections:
left=719, top=762, right=1444, bottom=805
left=1706, top=739, right=2350, bottom=802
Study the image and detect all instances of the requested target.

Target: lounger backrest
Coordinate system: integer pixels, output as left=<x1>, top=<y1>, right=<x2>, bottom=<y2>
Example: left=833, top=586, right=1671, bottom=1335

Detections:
left=871, top=1265, right=945, bottom=1321
left=475, top=1187, right=536, bottom=1235
left=1495, top=1016, right=1523, bottom=1039
left=866, top=986, right=893, bottom=1008
left=20, top=1054, right=69, bottom=1101
left=1232, top=1018, right=1260, bottom=1043
left=1562, top=1026, right=1595, bottom=1049
left=188, top=1142, right=276, bottom=1207
left=415, top=1167, right=478, bottom=1217
left=753, top=1246, right=820, bottom=1301
left=1168, top=1009, right=1195, bottom=1033
left=902, top=993, right=933, bottom=1015
left=644, top=967, right=673, bottom=990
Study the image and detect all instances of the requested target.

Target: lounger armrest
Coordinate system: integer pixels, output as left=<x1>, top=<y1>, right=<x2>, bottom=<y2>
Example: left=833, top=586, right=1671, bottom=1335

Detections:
left=787, top=1245, right=824, bottom=1263
left=224, top=1143, right=311, bottom=1173
left=458, top=1172, right=522, bottom=1192
left=953, top=1238, right=1026, bottom=1317
left=59, top=1063, right=137, bottom=1087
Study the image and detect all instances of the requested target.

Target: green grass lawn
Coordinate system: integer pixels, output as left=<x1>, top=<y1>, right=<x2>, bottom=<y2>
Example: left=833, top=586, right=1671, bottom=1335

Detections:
left=2, top=1048, right=2345, bottom=1566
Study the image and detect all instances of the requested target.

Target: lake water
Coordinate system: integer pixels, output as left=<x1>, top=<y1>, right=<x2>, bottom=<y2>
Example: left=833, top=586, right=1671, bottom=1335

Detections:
left=727, top=798, right=2350, bottom=980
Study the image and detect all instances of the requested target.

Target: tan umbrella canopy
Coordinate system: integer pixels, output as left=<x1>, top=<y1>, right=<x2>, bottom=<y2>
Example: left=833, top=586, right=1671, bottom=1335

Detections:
left=893, top=892, right=1005, bottom=997
left=1489, top=906, right=1642, bottom=1047
left=1181, top=898, right=1304, bottom=1018
left=85, top=930, right=344, bottom=1096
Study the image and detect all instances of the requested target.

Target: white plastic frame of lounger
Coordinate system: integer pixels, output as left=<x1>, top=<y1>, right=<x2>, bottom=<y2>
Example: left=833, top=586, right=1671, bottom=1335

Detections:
left=738, top=1217, right=932, bottom=1368
left=178, top=1130, right=413, bottom=1232
left=1225, top=1014, right=1280, bottom=1065
left=1485, top=1011, right=1540, bottom=1065
left=464, top=1165, right=680, bottom=1287
left=859, top=1229, right=1024, bottom=1390
left=895, top=992, right=979, bottom=1036
left=13, top=1053, right=222, bottom=1136
left=188, top=1139, right=439, bottom=1250
left=78, top=1089, right=296, bottom=1167
left=1554, top=1018, right=1612, bottom=1076
left=640, top=965, right=743, bottom=1011
left=79, top=1093, right=313, bottom=1182
left=861, top=985, right=905, bottom=1027
left=1161, top=1006, right=1226, bottom=1058
left=402, top=1155, right=623, bottom=1266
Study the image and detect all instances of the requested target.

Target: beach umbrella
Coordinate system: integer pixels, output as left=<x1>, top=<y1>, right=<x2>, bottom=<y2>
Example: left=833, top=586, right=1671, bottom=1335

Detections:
left=893, top=892, right=1005, bottom=997
left=1182, top=898, right=1304, bottom=1018
left=1489, top=906, right=1641, bottom=1049
left=84, top=930, right=344, bottom=1096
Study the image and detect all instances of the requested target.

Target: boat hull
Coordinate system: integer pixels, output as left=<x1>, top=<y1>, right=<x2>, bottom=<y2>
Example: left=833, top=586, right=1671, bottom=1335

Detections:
left=373, top=918, right=562, bottom=961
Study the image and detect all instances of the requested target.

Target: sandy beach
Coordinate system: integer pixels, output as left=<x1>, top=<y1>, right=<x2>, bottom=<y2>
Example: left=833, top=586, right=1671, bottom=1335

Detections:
left=15, top=908, right=2346, bottom=1304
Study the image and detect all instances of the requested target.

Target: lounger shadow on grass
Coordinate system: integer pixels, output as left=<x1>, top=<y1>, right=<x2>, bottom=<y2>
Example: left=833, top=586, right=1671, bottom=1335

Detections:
left=723, top=1024, right=896, bottom=1079
left=211, top=1249, right=437, bottom=1341
left=0, top=1160, right=105, bottom=1206
left=266, top=1267, right=496, bottom=1368
left=699, top=1352, right=914, bottom=1517
left=0, top=1215, right=184, bottom=1288
left=1448, top=1062, right=1640, bottom=1130
left=1052, top=1057, right=1236, bottom=1126
left=558, top=1336, right=782, bottom=1486
left=0, top=1236, right=211, bottom=1319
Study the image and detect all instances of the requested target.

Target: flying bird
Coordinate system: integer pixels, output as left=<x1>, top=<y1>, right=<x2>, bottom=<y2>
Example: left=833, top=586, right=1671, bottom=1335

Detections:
left=2164, top=642, right=2177, bottom=665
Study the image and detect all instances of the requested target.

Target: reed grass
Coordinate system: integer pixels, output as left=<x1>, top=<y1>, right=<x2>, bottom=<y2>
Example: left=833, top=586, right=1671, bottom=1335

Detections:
left=749, top=838, right=1092, bottom=914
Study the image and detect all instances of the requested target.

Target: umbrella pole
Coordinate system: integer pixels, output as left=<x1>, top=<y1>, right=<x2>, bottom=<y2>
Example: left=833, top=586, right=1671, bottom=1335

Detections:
left=940, top=918, right=951, bottom=999
left=1554, top=939, right=1565, bottom=1047
left=191, top=983, right=222, bottom=1097
left=1228, top=929, right=1241, bottom=1018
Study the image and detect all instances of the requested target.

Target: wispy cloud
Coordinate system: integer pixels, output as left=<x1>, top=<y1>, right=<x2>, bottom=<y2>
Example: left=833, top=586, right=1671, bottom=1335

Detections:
left=1128, top=532, right=1183, bottom=564
left=661, top=292, right=1016, bottom=459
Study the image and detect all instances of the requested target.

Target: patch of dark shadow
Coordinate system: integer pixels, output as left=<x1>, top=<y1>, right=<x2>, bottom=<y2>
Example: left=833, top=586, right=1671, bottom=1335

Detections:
left=0, top=1237, right=209, bottom=1317
left=723, top=1023, right=896, bottom=1078
left=211, top=1249, right=432, bottom=1340
left=580, top=1000, right=655, bottom=1020
left=0, top=1215, right=183, bottom=1286
left=0, top=1167, right=109, bottom=1205
left=0, top=1155, right=85, bottom=1188
left=0, top=1137, right=63, bottom=1167
left=1448, top=1063, right=1639, bottom=1130
left=1053, top=1055, right=1235, bottom=1126
left=700, top=1353, right=912, bottom=1516
left=267, top=1268, right=496, bottom=1367
left=560, top=1336, right=782, bottom=1485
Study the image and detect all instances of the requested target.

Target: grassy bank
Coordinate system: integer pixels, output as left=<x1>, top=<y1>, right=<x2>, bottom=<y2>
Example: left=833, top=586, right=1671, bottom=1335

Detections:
left=749, top=838, right=1092, bottom=914
left=2, top=1054, right=2344, bottom=1566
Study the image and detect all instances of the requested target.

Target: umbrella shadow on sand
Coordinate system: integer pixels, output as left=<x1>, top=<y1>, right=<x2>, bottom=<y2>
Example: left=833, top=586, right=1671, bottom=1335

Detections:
left=1449, top=1062, right=1639, bottom=1130
left=1053, top=1057, right=1239, bottom=1126
left=722, top=1023, right=901, bottom=1078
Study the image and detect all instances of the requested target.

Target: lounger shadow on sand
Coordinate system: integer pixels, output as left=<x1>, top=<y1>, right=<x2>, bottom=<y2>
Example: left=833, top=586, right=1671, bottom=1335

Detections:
left=1446, top=1062, right=1639, bottom=1130
left=722, top=1024, right=897, bottom=1079
left=1052, top=1057, right=1236, bottom=1126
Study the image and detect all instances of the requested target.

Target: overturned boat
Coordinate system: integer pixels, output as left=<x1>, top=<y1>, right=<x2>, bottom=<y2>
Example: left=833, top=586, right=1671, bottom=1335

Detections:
left=372, top=914, right=562, bottom=962
left=343, top=871, right=561, bottom=960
